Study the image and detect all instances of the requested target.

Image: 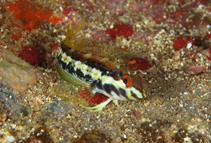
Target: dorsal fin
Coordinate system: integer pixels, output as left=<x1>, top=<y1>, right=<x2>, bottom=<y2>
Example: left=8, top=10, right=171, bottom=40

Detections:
left=64, top=18, right=115, bottom=59
left=64, top=18, right=86, bottom=47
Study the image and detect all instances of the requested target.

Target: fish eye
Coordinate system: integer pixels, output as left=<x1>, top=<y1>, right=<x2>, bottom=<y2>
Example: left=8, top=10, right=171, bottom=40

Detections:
left=123, top=79, right=127, bottom=84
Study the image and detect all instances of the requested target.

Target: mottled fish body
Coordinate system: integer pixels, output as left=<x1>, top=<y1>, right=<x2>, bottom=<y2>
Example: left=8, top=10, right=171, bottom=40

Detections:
left=57, top=19, right=145, bottom=111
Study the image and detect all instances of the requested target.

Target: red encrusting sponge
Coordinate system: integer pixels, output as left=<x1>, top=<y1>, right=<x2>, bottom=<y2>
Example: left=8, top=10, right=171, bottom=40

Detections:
left=207, top=47, right=211, bottom=60
left=19, top=46, right=45, bottom=66
left=173, top=36, right=195, bottom=50
left=127, top=58, right=152, bottom=71
left=105, top=23, right=133, bottom=38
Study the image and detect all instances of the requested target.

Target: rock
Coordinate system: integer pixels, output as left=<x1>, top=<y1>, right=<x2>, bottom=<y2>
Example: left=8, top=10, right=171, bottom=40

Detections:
left=0, top=49, right=37, bottom=92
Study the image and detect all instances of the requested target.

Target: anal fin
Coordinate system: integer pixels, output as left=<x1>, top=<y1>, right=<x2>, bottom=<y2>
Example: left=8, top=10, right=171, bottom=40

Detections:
left=61, top=87, right=95, bottom=105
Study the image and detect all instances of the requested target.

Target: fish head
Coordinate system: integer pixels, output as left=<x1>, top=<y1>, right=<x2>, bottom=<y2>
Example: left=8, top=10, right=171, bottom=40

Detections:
left=121, top=73, right=145, bottom=100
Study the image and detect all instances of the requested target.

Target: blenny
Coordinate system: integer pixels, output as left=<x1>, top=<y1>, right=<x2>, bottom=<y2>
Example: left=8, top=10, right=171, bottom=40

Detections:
left=57, top=18, right=146, bottom=112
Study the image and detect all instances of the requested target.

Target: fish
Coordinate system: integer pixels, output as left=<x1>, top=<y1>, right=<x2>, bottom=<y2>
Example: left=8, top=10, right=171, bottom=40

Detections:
left=57, top=18, right=146, bottom=112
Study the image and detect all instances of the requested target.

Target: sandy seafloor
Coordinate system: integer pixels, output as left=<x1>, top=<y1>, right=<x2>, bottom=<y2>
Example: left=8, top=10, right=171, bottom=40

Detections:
left=0, top=0, right=211, bottom=142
